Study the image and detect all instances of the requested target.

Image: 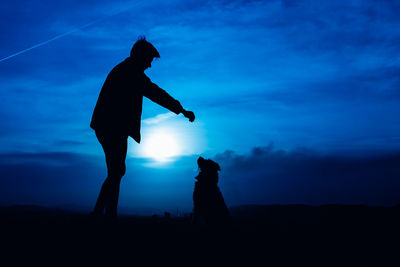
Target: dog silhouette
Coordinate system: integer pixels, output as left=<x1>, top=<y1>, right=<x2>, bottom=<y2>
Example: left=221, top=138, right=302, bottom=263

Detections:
left=193, top=157, right=231, bottom=226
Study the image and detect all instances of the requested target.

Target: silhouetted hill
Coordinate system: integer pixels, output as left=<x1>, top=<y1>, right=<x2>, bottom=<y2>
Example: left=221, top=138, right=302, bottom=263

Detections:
left=1, top=204, right=398, bottom=265
left=0, top=204, right=75, bottom=214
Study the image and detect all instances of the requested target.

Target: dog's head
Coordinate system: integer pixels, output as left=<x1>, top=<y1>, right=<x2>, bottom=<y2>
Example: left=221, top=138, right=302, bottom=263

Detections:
left=197, top=156, right=221, bottom=174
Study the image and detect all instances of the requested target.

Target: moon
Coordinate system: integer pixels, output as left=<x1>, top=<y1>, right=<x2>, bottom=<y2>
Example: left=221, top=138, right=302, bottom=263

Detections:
left=141, top=128, right=181, bottom=162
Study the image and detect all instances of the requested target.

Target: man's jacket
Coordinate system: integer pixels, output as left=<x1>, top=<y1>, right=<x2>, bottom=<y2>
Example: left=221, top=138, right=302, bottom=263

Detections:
left=90, top=57, right=183, bottom=143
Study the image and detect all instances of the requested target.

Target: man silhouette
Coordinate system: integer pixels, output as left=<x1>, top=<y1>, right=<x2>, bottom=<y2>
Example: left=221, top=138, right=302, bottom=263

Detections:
left=90, top=37, right=195, bottom=218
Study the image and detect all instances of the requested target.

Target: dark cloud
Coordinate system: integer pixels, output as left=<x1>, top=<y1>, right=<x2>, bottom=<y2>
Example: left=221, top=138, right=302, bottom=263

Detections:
left=214, top=145, right=400, bottom=206
left=0, top=151, right=86, bottom=166
left=0, top=151, right=102, bottom=208
left=0, top=147, right=400, bottom=213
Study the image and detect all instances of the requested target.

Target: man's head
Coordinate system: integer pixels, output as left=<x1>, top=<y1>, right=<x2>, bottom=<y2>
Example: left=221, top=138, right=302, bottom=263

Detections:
left=130, top=36, right=160, bottom=71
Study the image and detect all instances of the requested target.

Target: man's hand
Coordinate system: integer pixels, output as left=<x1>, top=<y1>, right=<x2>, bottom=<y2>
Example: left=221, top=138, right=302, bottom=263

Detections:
left=182, top=110, right=195, bottom=122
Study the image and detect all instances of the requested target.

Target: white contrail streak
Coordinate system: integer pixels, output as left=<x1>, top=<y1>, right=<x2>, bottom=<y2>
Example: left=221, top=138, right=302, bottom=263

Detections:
left=0, top=1, right=147, bottom=63
left=0, top=21, right=98, bottom=63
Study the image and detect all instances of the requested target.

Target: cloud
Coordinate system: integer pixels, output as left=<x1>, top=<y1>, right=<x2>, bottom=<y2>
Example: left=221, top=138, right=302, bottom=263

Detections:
left=0, top=151, right=102, bottom=207
left=1, top=145, right=400, bottom=213
left=214, top=145, right=400, bottom=206
left=0, top=151, right=84, bottom=166
left=142, top=112, right=175, bottom=125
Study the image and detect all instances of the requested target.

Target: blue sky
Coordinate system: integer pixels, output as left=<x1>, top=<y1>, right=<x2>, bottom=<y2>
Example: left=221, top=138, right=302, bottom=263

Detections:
left=1, top=0, right=400, bottom=213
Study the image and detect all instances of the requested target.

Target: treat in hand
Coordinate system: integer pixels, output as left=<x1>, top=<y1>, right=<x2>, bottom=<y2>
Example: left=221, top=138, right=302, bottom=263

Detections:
left=183, top=110, right=195, bottom=122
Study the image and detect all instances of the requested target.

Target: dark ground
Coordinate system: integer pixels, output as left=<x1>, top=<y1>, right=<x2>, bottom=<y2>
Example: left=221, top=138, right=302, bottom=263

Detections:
left=1, top=204, right=399, bottom=265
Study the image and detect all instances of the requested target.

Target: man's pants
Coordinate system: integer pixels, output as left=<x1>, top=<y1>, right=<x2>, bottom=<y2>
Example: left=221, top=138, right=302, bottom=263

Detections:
left=93, top=131, right=128, bottom=217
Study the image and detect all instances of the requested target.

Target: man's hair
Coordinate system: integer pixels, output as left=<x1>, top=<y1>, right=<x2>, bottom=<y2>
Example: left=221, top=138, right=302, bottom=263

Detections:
left=130, top=36, right=160, bottom=59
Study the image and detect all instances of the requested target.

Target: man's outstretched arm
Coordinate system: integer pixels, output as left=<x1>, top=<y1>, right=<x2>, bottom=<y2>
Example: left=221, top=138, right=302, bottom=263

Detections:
left=144, top=78, right=195, bottom=122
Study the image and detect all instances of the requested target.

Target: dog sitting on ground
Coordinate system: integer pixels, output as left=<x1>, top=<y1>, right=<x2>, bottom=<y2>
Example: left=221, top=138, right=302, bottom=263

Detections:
left=192, top=157, right=231, bottom=226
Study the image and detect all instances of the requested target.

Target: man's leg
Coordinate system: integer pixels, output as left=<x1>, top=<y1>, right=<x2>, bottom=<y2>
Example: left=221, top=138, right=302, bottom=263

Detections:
left=93, top=131, right=127, bottom=218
